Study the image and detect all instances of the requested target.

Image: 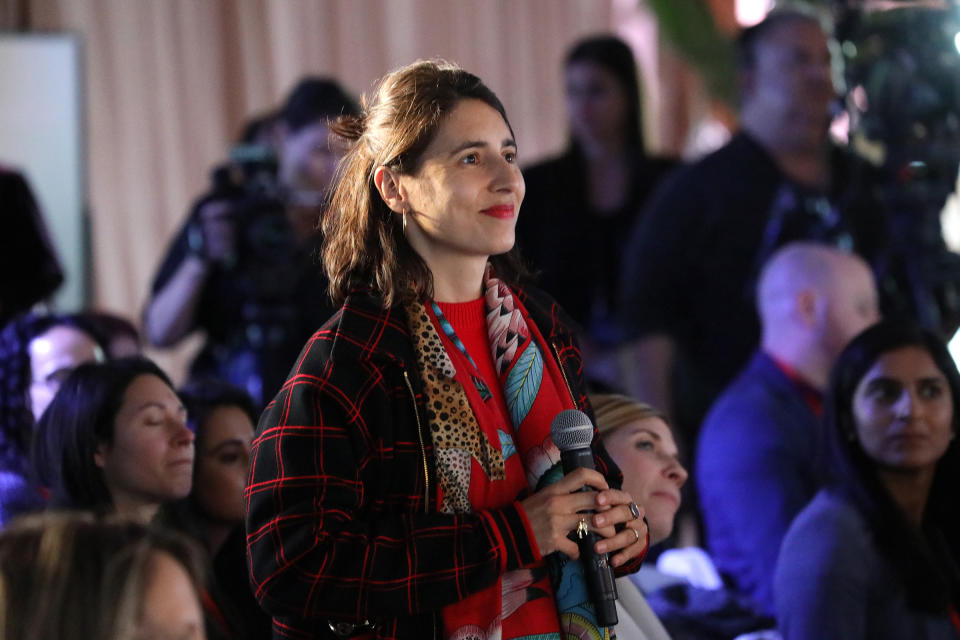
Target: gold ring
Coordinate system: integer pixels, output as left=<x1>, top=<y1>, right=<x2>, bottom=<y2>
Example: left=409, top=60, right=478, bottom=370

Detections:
left=576, top=517, right=589, bottom=539
left=630, top=526, right=640, bottom=544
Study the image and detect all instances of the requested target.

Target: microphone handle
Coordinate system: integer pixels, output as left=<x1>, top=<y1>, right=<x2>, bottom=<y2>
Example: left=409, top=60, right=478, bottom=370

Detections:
left=561, top=445, right=619, bottom=627
left=577, top=528, right=619, bottom=627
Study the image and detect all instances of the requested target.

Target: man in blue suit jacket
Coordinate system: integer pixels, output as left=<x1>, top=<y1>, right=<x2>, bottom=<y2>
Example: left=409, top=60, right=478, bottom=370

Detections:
left=696, top=242, right=879, bottom=617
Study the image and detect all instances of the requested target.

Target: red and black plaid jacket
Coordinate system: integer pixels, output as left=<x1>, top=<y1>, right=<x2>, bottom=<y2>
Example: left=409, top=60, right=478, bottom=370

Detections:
left=244, top=287, right=641, bottom=639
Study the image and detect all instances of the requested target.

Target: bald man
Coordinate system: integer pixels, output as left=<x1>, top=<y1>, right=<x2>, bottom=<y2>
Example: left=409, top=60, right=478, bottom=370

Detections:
left=695, top=242, right=879, bottom=618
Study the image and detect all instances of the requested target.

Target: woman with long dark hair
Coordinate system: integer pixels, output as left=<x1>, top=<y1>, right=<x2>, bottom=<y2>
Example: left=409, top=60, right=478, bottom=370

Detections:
left=245, top=59, right=649, bottom=639
left=517, top=35, right=676, bottom=388
left=166, top=379, right=270, bottom=640
left=33, top=357, right=194, bottom=523
left=775, top=320, right=960, bottom=639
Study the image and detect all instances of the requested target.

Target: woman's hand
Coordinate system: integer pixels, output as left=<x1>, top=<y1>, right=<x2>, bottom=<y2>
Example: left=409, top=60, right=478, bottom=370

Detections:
left=519, top=468, right=648, bottom=567
left=591, top=487, right=648, bottom=568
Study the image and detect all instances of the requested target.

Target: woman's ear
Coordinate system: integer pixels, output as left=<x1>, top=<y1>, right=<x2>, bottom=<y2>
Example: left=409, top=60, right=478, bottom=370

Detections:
left=93, top=443, right=107, bottom=469
left=374, top=166, right=406, bottom=214
left=795, top=289, right=820, bottom=327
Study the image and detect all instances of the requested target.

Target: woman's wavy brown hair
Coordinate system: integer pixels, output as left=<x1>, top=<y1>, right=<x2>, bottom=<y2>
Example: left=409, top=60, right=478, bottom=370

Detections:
left=323, top=59, right=529, bottom=307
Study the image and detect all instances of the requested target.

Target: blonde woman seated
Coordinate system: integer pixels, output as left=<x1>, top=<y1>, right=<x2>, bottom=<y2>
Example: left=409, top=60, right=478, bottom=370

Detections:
left=593, top=393, right=688, bottom=640
left=0, top=511, right=205, bottom=639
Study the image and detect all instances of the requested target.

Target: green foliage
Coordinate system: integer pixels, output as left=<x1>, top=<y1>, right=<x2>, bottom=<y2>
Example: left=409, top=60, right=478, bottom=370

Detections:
left=644, top=0, right=738, bottom=105
left=643, top=0, right=835, bottom=106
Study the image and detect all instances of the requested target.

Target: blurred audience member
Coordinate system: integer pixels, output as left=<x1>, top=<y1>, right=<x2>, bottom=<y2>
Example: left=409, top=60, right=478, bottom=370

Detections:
left=34, top=358, right=194, bottom=523
left=166, top=379, right=270, bottom=640
left=519, top=35, right=676, bottom=389
left=0, top=166, right=64, bottom=326
left=81, top=310, right=142, bottom=358
left=238, top=109, right=281, bottom=153
left=144, top=78, right=359, bottom=406
left=594, top=395, right=779, bottom=638
left=0, top=313, right=105, bottom=525
left=0, top=511, right=205, bottom=640
left=619, top=9, right=865, bottom=451
left=594, top=393, right=687, bottom=639
left=697, top=243, right=878, bottom=616
left=775, top=321, right=960, bottom=638
left=21, top=315, right=106, bottom=421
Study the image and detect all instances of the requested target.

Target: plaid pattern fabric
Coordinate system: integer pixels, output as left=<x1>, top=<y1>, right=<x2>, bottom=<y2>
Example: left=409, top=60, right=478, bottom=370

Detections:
left=244, top=287, right=637, bottom=639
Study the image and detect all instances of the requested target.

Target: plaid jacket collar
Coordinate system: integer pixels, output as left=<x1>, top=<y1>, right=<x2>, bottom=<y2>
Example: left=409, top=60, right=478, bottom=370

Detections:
left=329, top=285, right=581, bottom=369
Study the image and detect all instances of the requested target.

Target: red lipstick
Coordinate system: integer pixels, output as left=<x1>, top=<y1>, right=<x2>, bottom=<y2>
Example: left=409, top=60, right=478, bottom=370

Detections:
left=480, top=204, right=515, bottom=219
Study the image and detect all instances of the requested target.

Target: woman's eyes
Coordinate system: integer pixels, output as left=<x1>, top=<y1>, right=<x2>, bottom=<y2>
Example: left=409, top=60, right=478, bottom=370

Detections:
left=865, top=378, right=947, bottom=403
left=459, top=150, right=518, bottom=165
left=634, top=439, right=655, bottom=451
left=919, top=381, right=944, bottom=399
left=867, top=380, right=901, bottom=402
left=142, top=412, right=165, bottom=426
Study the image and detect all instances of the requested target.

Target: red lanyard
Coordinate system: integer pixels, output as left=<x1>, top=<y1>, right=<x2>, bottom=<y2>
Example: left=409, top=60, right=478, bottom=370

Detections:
left=948, top=604, right=960, bottom=634
left=201, top=588, right=234, bottom=638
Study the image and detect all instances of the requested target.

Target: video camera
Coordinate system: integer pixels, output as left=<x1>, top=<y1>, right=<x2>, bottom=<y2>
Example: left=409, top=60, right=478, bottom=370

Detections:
left=835, top=2, right=960, bottom=337
left=204, top=143, right=295, bottom=283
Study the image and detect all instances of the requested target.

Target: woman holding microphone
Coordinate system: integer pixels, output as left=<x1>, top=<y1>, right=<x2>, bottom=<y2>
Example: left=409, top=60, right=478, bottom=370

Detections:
left=245, top=60, right=648, bottom=639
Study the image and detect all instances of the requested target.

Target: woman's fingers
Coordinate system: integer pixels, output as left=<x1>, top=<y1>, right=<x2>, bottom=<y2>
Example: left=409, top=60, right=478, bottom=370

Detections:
left=520, top=468, right=614, bottom=557
left=606, top=517, right=649, bottom=568
left=591, top=491, right=643, bottom=529
left=550, top=467, right=609, bottom=494
left=520, top=468, right=651, bottom=560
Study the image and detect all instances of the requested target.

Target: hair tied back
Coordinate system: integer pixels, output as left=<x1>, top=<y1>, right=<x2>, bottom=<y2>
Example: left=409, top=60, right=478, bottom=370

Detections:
left=331, top=113, right=366, bottom=143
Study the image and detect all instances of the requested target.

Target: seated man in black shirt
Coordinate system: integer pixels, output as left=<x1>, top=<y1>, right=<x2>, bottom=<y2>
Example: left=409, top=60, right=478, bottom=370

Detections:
left=144, top=78, right=359, bottom=406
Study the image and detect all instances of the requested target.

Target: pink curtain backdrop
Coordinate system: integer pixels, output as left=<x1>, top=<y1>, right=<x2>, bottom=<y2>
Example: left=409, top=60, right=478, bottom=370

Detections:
left=5, top=0, right=717, bottom=381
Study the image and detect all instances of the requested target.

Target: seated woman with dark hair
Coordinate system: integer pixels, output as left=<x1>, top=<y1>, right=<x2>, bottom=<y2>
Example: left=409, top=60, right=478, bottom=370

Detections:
left=0, top=312, right=105, bottom=526
left=775, top=320, right=960, bottom=639
left=166, top=379, right=270, bottom=640
left=0, top=511, right=205, bottom=640
left=79, top=310, right=142, bottom=358
left=33, top=357, right=194, bottom=523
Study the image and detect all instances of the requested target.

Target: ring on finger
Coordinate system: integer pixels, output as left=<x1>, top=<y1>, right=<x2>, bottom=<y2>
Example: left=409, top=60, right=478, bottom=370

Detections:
left=628, top=502, right=641, bottom=520
left=576, top=517, right=589, bottom=540
left=629, top=526, right=640, bottom=544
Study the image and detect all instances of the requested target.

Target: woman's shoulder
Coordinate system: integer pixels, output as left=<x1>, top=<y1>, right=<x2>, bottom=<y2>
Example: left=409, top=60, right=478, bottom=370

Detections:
left=515, top=283, right=579, bottom=337
left=790, top=489, right=869, bottom=538
left=614, top=576, right=672, bottom=640
left=258, top=294, right=415, bottom=429
left=780, top=489, right=875, bottom=570
left=300, top=292, right=413, bottom=365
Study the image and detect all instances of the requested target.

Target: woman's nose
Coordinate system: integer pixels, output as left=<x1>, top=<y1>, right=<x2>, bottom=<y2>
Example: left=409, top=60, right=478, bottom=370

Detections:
left=171, top=419, right=195, bottom=445
left=893, top=391, right=916, bottom=420
left=492, top=158, right=522, bottom=194
left=664, top=459, right=688, bottom=488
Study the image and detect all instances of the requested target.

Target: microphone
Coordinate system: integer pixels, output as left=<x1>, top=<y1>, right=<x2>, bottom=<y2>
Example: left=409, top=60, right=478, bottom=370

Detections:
left=551, top=409, right=619, bottom=627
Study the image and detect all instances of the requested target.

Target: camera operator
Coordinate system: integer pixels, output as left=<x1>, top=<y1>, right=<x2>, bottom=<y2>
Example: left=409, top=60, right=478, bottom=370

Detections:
left=144, top=78, right=359, bottom=407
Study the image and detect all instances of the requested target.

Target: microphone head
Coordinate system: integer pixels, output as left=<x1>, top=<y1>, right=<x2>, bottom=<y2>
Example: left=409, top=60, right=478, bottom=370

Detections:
left=551, top=409, right=595, bottom=452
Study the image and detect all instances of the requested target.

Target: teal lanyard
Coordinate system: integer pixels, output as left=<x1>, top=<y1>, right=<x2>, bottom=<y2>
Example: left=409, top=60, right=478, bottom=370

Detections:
left=430, top=301, right=480, bottom=371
